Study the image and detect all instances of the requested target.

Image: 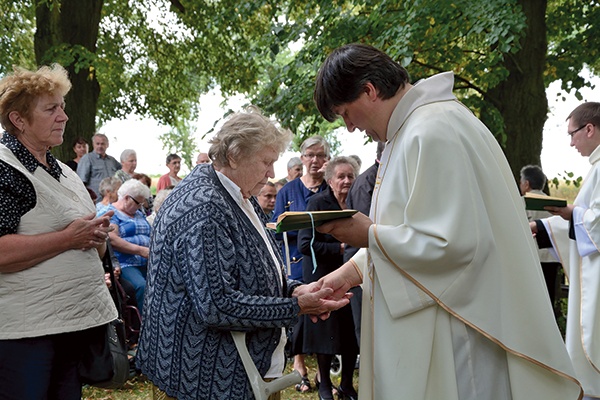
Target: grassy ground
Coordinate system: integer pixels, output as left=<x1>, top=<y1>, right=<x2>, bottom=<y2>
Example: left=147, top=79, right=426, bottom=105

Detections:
left=83, top=355, right=357, bottom=400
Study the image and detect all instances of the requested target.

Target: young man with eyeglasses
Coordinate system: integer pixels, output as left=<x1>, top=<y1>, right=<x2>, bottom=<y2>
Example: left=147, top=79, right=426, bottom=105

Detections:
left=530, top=102, right=600, bottom=399
left=311, top=43, right=581, bottom=399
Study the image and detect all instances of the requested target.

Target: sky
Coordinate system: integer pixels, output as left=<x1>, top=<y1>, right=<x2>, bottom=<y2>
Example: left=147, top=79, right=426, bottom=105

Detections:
left=540, top=75, right=598, bottom=180
left=102, top=75, right=597, bottom=181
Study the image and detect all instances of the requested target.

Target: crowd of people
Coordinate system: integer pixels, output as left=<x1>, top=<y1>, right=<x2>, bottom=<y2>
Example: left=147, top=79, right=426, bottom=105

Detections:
left=1, top=43, right=600, bottom=400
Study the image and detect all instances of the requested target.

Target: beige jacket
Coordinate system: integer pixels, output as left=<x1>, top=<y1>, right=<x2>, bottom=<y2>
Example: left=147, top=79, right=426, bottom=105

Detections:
left=0, top=144, right=116, bottom=339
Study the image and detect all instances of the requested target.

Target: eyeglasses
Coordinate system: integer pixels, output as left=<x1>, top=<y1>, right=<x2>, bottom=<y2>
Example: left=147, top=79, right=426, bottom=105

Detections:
left=128, top=195, right=143, bottom=209
left=568, top=124, right=588, bottom=136
left=302, top=153, right=328, bottom=160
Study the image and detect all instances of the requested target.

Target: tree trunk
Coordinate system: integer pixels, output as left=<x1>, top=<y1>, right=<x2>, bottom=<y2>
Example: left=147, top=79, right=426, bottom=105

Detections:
left=34, top=0, right=103, bottom=163
left=483, top=0, right=548, bottom=182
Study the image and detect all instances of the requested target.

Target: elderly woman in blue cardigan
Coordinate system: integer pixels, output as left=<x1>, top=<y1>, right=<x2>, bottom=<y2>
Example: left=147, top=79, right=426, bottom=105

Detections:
left=137, top=107, right=350, bottom=400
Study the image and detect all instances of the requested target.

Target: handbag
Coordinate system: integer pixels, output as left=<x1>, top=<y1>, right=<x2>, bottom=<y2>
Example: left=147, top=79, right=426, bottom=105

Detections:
left=79, top=243, right=130, bottom=389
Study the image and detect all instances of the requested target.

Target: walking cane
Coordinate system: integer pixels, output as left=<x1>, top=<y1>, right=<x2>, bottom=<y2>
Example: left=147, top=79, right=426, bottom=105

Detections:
left=231, top=331, right=301, bottom=400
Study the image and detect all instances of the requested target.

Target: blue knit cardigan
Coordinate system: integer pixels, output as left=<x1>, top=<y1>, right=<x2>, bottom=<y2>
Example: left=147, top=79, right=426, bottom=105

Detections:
left=137, top=165, right=302, bottom=399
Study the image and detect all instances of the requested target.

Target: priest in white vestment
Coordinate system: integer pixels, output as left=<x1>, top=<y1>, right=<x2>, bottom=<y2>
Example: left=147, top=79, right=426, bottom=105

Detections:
left=530, top=102, right=600, bottom=400
left=312, top=43, right=582, bottom=400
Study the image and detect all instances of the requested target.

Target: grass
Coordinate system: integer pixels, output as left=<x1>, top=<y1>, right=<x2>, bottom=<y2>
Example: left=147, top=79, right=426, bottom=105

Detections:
left=83, top=355, right=358, bottom=399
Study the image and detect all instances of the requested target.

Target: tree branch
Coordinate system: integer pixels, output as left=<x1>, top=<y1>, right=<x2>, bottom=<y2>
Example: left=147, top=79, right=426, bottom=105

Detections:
left=411, top=58, right=500, bottom=109
left=169, top=0, right=185, bottom=14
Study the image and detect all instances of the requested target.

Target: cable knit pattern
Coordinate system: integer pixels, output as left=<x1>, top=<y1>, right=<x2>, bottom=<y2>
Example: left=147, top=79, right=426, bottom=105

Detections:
left=137, top=165, right=302, bottom=399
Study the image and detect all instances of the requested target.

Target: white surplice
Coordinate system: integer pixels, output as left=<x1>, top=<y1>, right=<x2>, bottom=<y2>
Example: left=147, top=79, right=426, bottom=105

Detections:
left=543, top=144, right=600, bottom=397
left=352, top=72, right=582, bottom=400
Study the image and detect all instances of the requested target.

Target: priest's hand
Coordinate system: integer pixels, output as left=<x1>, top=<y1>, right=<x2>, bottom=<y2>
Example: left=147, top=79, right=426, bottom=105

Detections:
left=545, top=204, right=574, bottom=221
left=313, top=262, right=362, bottom=303
left=295, top=285, right=351, bottom=321
left=317, top=212, right=373, bottom=248
left=529, top=221, right=537, bottom=235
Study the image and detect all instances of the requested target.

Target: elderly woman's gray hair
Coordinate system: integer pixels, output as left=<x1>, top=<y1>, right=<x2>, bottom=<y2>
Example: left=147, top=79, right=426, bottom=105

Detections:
left=300, top=135, right=331, bottom=158
left=117, top=178, right=151, bottom=201
left=208, top=107, right=292, bottom=168
left=120, top=149, right=136, bottom=162
left=98, top=177, right=122, bottom=197
left=324, top=156, right=360, bottom=182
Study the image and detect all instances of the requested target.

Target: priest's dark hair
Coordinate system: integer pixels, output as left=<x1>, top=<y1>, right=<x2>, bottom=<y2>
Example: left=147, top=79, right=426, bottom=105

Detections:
left=314, top=43, right=410, bottom=122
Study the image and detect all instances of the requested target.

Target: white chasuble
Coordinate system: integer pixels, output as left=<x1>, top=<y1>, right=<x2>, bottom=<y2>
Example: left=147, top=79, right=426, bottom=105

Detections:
left=352, top=72, right=582, bottom=400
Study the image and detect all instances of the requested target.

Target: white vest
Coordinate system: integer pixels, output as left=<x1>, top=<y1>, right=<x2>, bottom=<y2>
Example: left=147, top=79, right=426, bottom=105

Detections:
left=0, top=144, right=116, bottom=339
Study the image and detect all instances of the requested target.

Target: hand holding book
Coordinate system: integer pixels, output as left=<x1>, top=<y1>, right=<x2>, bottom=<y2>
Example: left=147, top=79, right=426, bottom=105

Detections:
left=266, top=210, right=358, bottom=233
left=523, top=192, right=567, bottom=211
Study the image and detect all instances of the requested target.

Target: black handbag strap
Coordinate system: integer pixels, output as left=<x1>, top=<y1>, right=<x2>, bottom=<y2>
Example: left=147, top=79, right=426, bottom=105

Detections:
left=103, top=241, right=124, bottom=319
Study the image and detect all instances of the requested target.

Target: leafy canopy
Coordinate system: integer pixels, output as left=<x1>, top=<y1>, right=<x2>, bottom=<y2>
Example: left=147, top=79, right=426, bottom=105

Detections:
left=1, top=0, right=598, bottom=156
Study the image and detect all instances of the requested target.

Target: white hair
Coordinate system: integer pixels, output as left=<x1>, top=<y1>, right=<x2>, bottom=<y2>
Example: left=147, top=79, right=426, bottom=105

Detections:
left=120, top=149, right=136, bottom=162
left=117, top=178, right=150, bottom=200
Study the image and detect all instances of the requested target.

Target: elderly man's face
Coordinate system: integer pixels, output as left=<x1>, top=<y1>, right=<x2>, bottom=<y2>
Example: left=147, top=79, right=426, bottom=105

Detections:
left=257, top=184, right=277, bottom=213
left=196, top=153, right=210, bottom=164
left=288, top=164, right=303, bottom=180
left=92, top=136, right=108, bottom=156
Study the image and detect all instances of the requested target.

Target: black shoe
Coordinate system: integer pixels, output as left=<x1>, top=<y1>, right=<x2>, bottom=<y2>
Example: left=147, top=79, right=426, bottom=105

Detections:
left=319, top=384, right=335, bottom=400
left=337, top=386, right=358, bottom=400
left=319, top=389, right=334, bottom=400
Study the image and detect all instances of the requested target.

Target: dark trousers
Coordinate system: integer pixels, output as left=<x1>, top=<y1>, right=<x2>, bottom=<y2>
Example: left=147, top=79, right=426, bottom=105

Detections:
left=0, top=330, right=87, bottom=400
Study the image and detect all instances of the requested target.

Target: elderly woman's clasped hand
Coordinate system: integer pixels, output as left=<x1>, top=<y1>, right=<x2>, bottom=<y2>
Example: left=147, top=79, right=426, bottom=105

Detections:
left=294, top=284, right=352, bottom=315
left=293, top=283, right=353, bottom=323
left=68, top=211, right=115, bottom=251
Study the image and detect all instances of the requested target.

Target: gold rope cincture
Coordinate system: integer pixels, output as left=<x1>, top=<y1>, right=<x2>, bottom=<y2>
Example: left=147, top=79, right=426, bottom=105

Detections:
left=308, top=212, right=319, bottom=274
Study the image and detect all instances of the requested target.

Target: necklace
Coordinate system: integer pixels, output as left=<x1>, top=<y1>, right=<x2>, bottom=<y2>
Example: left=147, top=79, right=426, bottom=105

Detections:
left=302, top=176, right=323, bottom=193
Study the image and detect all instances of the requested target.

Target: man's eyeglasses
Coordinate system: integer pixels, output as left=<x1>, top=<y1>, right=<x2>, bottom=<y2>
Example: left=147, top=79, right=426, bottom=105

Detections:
left=128, top=195, right=144, bottom=209
left=568, top=124, right=588, bottom=137
left=302, top=153, right=328, bottom=160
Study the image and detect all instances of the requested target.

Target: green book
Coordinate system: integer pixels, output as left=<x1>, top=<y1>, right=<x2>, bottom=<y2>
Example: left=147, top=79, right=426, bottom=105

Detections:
left=523, top=193, right=567, bottom=211
left=266, top=210, right=358, bottom=233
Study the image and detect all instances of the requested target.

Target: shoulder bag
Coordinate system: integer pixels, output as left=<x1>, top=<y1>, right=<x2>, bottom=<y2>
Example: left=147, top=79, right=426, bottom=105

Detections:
left=78, top=242, right=130, bottom=389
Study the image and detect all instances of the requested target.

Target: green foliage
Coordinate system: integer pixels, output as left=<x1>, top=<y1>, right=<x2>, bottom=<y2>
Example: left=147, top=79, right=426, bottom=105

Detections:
left=0, top=0, right=597, bottom=161
left=95, top=1, right=211, bottom=127
left=0, top=1, right=36, bottom=73
left=546, top=0, right=600, bottom=99
left=550, top=171, right=583, bottom=189
left=232, top=0, right=530, bottom=145
left=158, top=118, right=198, bottom=170
left=549, top=171, right=583, bottom=204
left=40, top=43, right=97, bottom=73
